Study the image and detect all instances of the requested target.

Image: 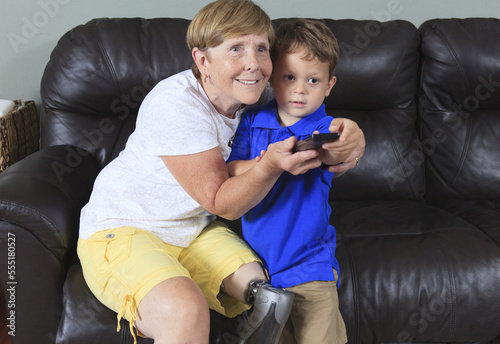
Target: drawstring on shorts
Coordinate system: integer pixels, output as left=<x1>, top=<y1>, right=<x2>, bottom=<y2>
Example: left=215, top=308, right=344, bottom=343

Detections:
left=117, top=293, right=139, bottom=344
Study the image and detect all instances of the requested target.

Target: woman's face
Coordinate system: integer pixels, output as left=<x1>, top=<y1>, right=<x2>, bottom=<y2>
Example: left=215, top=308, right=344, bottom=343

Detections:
left=200, top=33, right=272, bottom=117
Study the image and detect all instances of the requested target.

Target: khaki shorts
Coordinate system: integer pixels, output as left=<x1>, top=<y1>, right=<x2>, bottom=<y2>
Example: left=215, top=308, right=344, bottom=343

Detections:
left=77, top=221, right=260, bottom=342
left=279, top=271, right=348, bottom=344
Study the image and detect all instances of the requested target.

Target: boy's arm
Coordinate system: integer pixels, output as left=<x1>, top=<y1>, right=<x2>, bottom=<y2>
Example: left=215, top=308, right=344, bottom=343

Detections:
left=227, top=150, right=266, bottom=177
left=227, top=159, right=258, bottom=177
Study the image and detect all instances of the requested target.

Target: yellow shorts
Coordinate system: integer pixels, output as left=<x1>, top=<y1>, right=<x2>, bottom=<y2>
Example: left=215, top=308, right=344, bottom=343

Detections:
left=77, top=221, right=260, bottom=341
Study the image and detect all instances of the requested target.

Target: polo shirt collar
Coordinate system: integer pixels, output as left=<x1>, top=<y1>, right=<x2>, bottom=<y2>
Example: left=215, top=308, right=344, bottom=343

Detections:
left=251, top=99, right=328, bottom=135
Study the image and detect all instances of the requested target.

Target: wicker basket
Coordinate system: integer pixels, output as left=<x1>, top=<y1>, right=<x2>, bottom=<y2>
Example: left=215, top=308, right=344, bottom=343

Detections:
left=0, top=100, right=40, bottom=172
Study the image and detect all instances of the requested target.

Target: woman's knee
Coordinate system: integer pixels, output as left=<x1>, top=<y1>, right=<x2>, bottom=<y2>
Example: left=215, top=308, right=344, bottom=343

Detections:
left=136, top=276, right=210, bottom=340
left=172, top=277, right=210, bottom=323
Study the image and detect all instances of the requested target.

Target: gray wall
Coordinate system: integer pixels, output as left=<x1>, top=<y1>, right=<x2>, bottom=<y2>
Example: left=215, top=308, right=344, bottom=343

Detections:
left=1, top=0, right=499, bottom=107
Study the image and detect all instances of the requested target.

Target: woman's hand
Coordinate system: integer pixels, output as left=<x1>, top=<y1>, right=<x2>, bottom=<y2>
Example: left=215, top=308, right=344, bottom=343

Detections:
left=328, top=129, right=365, bottom=176
left=323, top=118, right=362, bottom=155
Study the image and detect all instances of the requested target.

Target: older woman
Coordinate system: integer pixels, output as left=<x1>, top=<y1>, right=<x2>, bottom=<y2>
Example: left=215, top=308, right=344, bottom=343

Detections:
left=77, top=0, right=364, bottom=343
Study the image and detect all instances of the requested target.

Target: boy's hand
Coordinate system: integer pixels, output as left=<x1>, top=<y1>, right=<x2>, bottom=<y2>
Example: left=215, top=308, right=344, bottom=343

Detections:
left=227, top=150, right=267, bottom=177
left=259, top=137, right=322, bottom=176
left=254, top=150, right=266, bottom=163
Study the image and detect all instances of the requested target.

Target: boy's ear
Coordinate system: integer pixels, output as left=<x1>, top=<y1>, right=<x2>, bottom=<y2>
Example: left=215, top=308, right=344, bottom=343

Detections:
left=325, top=76, right=337, bottom=97
left=269, top=73, right=275, bottom=88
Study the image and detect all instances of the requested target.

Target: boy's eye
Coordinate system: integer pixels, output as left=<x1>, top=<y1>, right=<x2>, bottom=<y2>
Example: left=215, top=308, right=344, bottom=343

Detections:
left=309, top=78, right=319, bottom=84
left=284, top=75, right=294, bottom=81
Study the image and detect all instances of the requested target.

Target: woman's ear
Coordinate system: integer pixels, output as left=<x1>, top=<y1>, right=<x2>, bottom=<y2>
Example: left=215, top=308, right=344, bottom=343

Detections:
left=192, top=47, right=209, bottom=78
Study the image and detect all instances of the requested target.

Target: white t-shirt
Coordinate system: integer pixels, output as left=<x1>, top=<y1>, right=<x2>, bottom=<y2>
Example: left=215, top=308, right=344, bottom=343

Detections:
left=79, top=70, right=270, bottom=247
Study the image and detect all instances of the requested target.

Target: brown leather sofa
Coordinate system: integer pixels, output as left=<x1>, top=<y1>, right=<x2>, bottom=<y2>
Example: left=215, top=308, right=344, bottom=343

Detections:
left=1, top=16, right=499, bottom=344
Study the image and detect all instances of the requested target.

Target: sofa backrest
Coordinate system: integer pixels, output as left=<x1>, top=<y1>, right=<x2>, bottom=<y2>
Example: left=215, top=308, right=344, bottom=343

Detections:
left=418, top=18, right=500, bottom=201
left=40, top=17, right=193, bottom=167
left=318, top=19, right=422, bottom=201
left=40, top=17, right=423, bottom=201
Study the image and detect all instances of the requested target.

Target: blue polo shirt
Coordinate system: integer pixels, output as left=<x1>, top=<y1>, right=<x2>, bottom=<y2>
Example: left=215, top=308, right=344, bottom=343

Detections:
left=227, top=99, right=339, bottom=288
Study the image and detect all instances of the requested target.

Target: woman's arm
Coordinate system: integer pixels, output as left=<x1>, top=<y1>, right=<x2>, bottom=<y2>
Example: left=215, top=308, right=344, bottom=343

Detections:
left=161, top=137, right=321, bottom=220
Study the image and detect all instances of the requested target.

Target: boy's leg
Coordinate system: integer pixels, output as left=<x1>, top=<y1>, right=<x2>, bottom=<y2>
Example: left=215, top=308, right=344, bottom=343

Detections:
left=278, top=318, right=298, bottom=344
left=280, top=278, right=347, bottom=344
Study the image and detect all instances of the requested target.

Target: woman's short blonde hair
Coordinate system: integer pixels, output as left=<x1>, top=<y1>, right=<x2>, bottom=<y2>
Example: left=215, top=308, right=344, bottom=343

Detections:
left=187, top=0, right=275, bottom=78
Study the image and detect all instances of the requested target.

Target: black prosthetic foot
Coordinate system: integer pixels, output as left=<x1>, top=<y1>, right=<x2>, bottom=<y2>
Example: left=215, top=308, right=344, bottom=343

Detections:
left=237, top=281, right=294, bottom=344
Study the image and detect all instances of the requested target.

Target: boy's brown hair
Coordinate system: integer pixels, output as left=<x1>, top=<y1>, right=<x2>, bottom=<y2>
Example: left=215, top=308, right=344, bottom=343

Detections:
left=187, top=0, right=275, bottom=79
left=271, top=19, right=340, bottom=79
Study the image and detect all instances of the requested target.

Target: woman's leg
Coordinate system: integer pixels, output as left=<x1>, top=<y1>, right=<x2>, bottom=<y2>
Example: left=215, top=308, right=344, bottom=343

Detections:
left=222, top=261, right=267, bottom=303
left=178, top=221, right=265, bottom=316
left=135, top=276, right=210, bottom=343
left=179, top=221, right=293, bottom=344
left=78, top=226, right=209, bottom=344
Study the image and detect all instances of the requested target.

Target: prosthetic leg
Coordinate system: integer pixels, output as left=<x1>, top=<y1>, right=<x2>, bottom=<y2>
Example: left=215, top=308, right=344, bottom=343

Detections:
left=237, top=280, right=294, bottom=344
left=222, top=262, right=294, bottom=344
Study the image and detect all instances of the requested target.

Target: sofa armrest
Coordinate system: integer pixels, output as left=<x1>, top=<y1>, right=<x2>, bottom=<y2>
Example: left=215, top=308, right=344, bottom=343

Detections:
left=0, top=145, right=99, bottom=260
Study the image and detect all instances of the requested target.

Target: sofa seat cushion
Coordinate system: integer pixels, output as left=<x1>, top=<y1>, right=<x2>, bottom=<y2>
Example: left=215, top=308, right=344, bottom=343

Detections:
left=330, top=200, right=500, bottom=344
left=58, top=264, right=254, bottom=344
left=431, top=199, right=500, bottom=246
left=57, top=264, right=153, bottom=344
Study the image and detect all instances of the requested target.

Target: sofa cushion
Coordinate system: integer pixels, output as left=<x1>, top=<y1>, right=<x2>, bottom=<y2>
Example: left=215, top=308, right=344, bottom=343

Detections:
left=307, top=19, right=424, bottom=201
left=419, top=18, right=500, bottom=200
left=330, top=107, right=425, bottom=201
left=430, top=199, right=500, bottom=246
left=58, top=264, right=253, bottom=344
left=56, top=264, right=151, bottom=344
left=331, top=200, right=500, bottom=343
left=40, top=18, right=193, bottom=169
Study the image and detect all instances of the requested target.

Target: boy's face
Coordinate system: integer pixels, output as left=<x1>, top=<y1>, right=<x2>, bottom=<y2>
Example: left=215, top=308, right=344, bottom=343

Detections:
left=271, top=48, right=336, bottom=126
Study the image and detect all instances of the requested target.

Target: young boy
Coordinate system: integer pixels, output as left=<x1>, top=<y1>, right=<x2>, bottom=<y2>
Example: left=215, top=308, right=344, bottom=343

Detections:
left=227, top=19, right=359, bottom=344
